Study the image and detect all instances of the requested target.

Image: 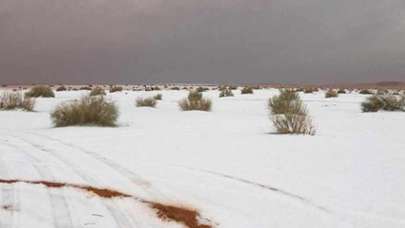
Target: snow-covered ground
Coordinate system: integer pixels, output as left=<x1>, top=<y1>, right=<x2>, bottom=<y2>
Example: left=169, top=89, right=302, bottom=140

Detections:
left=0, top=89, right=404, bottom=228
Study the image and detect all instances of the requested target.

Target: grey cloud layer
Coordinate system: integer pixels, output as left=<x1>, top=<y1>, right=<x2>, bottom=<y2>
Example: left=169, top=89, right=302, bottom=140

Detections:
left=1, top=0, right=404, bottom=84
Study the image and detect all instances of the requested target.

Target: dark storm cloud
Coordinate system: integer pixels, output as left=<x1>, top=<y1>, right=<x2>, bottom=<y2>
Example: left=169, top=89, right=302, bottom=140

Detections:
left=1, top=0, right=405, bottom=84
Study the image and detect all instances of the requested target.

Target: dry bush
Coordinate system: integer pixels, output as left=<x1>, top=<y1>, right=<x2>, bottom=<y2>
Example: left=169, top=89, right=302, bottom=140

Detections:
left=219, top=88, right=234, bottom=97
left=361, top=95, right=405, bottom=112
left=196, top=87, right=209, bottom=92
left=0, top=92, right=35, bottom=111
left=241, top=87, right=253, bottom=94
left=110, top=86, right=123, bottom=93
left=136, top=97, right=157, bottom=107
left=304, top=88, right=318, bottom=93
left=325, top=90, right=338, bottom=98
left=51, top=96, right=118, bottom=127
left=56, top=86, right=67, bottom=91
left=268, top=90, right=315, bottom=135
left=80, top=86, right=92, bottom=91
left=171, top=87, right=180, bottom=90
left=90, top=87, right=106, bottom=96
left=359, top=89, right=374, bottom=95
left=337, top=89, right=346, bottom=94
left=153, top=94, right=162, bottom=100
left=25, top=86, right=55, bottom=98
left=179, top=91, right=212, bottom=111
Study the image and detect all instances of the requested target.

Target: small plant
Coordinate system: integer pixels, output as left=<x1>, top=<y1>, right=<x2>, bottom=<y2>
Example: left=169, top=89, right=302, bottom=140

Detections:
left=80, top=86, right=92, bottom=91
left=268, top=90, right=315, bottom=135
left=90, top=87, right=106, bottom=96
left=241, top=87, right=253, bottom=94
left=51, top=96, right=118, bottom=127
left=359, top=89, right=373, bottom=95
left=325, top=90, right=338, bottom=98
left=153, top=94, right=163, bottom=100
left=219, top=88, right=234, bottom=97
left=136, top=97, right=157, bottom=107
left=56, top=86, right=67, bottom=91
left=361, top=95, right=405, bottom=112
left=110, top=86, right=123, bottom=93
left=304, top=88, right=318, bottom=93
left=171, top=87, right=180, bottom=90
left=337, top=89, right=346, bottom=94
left=196, top=87, right=209, bottom=93
left=0, top=92, right=35, bottom=111
left=25, top=86, right=55, bottom=98
left=179, top=91, right=212, bottom=111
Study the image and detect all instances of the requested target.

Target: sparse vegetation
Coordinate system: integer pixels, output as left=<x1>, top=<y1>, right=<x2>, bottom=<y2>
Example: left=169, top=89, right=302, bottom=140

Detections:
left=268, top=90, right=315, bottom=135
left=179, top=91, right=212, bottom=111
left=110, top=86, right=123, bottom=93
left=51, top=96, right=118, bottom=127
left=80, top=86, right=92, bottom=91
left=337, top=89, right=346, bottom=94
left=219, top=88, right=234, bottom=97
left=136, top=97, right=157, bottom=108
left=25, top=86, right=55, bottom=98
left=304, top=88, right=318, bottom=94
left=90, top=87, right=106, bottom=96
left=361, top=95, right=405, bottom=112
left=56, top=86, right=67, bottom=91
left=153, top=94, right=162, bottom=100
left=0, top=92, right=35, bottom=111
left=359, top=89, right=374, bottom=95
left=241, top=87, right=253, bottom=94
left=196, top=87, right=209, bottom=93
left=325, top=90, right=338, bottom=98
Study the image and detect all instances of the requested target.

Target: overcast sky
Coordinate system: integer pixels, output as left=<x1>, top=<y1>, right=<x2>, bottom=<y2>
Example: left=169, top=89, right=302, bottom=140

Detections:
left=1, top=0, right=405, bottom=84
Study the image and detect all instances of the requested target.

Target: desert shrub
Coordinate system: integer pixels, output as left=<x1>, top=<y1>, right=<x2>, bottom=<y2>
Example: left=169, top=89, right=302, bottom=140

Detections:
left=359, top=89, right=373, bottom=95
left=171, top=87, right=180, bottom=90
left=361, top=95, right=405, bottom=112
left=196, top=87, right=209, bottom=92
left=0, top=92, right=35, bottom=111
left=136, top=97, right=157, bottom=107
left=153, top=94, right=163, bottom=100
left=109, top=86, right=123, bottom=93
left=304, top=88, right=318, bottom=93
left=268, top=90, right=315, bottom=135
left=25, top=86, right=54, bottom=98
left=152, top=86, right=161, bottom=91
left=80, top=86, right=92, bottom=91
left=337, top=89, right=346, bottom=94
left=51, top=96, right=118, bottom=127
left=56, top=86, right=67, bottom=91
left=325, top=90, right=338, bottom=98
left=90, top=87, right=106, bottom=96
left=219, top=88, right=234, bottom=97
left=179, top=91, right=212, bottom=111
left=241, top=87, right=253, bottom=94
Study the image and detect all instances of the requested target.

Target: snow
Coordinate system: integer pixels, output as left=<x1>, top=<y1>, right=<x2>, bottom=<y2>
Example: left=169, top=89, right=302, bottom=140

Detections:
left=1, top=88, right=405, bottom=227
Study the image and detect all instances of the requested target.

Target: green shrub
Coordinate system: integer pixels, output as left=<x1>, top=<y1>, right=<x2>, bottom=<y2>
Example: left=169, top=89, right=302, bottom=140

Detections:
left=25, top=86, right=55, bottom=98
left=90, top=87, right=106, bottom=96
left=219, top=88, right=234, bottom=97
left=268, top=90, right=315, bottom=135
left=325, top=90, right=338, bottom=98
left=361, top=95, right=405, bottom=112
left=110, top=86, right=123, bottom=93
left=241, top=87, right=253, bottom=94
left=153, top=94, right=163, bottom=100
left=51, top=96, right=118, bottom=127
left=136, top=97, right=157, bottom=107
left=0, top=92, right=35, bottom=111
left=179, top=91, right=212, bottom=111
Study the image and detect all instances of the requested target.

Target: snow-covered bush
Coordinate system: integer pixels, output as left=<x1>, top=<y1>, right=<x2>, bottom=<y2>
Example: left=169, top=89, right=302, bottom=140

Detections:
left=268, top=90, right=315, bottom=135
left=153, top=94, right=162, bottom=100
left=359, top=89, right=374, bottom=95
left=337, top=89, right=346, bottom=94
left=325, top=90, right=338, bottom=98
left=25, top=85, right=54, bottom=98
left=56, top=86, right=67, bottom=91
left=51, top=96, right=118, bottom=127
left=109, top=86, right=123, bottom=93
left=179, top=91, right=212, bottom=111
left=0, top=92, right=35, bottom=111
left=361, top=95, right=405, bottom=112
left=136, top=97, right=157, bottom=107
left=90, top=87, right=106, bottom=96
left=241, top=87, right=253, bottom=94
left=219, top=88, right=234, bottom=97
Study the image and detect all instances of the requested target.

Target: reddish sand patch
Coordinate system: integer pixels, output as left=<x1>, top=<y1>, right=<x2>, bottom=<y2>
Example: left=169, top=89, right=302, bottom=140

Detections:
left=0, top=179, right=213, bottom=228
left=150, top=203, right=212, bottom=228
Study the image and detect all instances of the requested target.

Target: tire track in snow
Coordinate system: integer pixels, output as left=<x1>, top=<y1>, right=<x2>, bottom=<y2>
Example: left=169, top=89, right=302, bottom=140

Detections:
left=0, top=155, right=19, bottom=228
left=0, top=140, right=73, bottom=228
left=174, top=166, right=333, bottom=214
left=1, top=137, right=138, bottom=228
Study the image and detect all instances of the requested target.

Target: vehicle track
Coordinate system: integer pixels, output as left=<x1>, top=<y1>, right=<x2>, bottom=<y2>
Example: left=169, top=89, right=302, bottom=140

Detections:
left=0, top=137, right=138, bottom=228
